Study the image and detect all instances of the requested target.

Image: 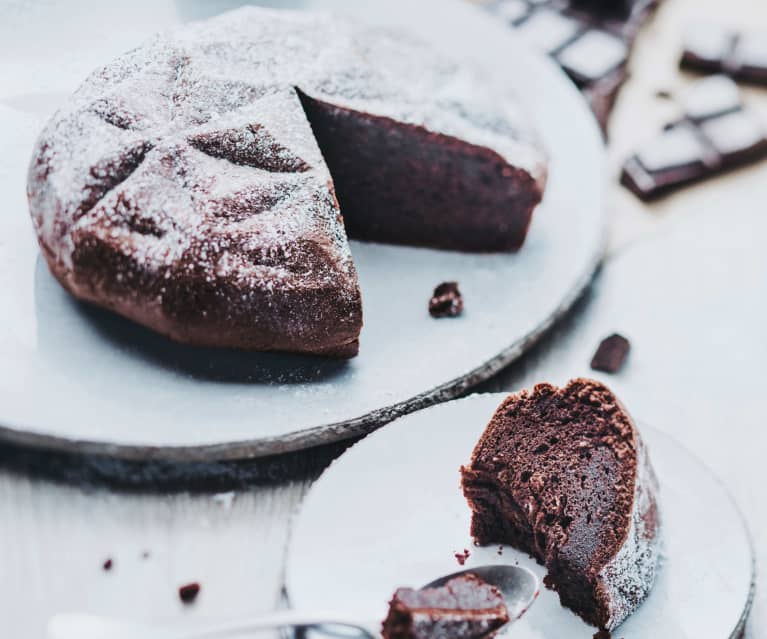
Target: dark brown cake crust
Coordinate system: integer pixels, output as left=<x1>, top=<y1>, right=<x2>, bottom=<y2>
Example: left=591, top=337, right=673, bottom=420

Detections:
left=461, top=379, right=660, bottom=630
left=381, top=574, right=510, bottom=639
left=41, top=230, right=363, bottom=358
left=26, top=8, right=546, bottom=358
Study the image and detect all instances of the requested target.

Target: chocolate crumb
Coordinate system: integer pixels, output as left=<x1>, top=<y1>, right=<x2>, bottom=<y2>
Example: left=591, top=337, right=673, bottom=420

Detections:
left=179, top=582, right=201, bottom=605
left=593, top=631, right=611, bottom=639
left=654, top=89, right=673, bottom=99
left=102, top=558, right=113, bottom=572
left=590, top=334, right=630, bottom=373
left=454, top=549, right=471, bottom=566
left=497, top=546, right=503, bottom=556
left=429, top=282, right=463, bottom=318
left=141, top=551, right=151, bottom=559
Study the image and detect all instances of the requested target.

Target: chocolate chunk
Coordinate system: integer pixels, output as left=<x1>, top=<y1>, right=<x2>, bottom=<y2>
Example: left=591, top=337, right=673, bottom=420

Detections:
left=179, top=582, right=201, bottom=604
left=681, top=25, right=767, bottom=85
left=621, top=76, right=767, bottom=200
left=429, top=282, right=464, bottom=318
left=490, top=0, right=661, bottom=130
left=590, top=334, right=630, bottom=373
left=102, top=558, right=113, bottom=572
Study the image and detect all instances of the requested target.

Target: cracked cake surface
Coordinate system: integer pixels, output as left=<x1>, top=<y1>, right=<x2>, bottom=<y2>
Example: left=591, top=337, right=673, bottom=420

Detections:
left=27, top=7, right=547, bottom=357
left=461, top=379, right=660, bottom=630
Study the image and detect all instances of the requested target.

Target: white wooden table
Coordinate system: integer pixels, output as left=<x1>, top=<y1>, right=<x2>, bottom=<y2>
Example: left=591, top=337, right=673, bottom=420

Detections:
left=0, top=0, right=765, bottom=637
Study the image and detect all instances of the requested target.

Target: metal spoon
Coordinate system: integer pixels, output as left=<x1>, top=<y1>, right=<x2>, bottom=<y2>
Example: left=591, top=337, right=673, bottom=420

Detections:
left=46, top=564, right=538, bottom=639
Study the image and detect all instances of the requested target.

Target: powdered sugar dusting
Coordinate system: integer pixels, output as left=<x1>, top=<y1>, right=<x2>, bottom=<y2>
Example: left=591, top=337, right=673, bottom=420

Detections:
left=598, top=432, right=662, bottom=631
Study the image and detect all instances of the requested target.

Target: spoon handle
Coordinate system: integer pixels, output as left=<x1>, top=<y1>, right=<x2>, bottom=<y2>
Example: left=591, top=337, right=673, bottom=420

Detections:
left=47, top=612, right=379, bottom=639
left=184, top=610, right=378, bottom=638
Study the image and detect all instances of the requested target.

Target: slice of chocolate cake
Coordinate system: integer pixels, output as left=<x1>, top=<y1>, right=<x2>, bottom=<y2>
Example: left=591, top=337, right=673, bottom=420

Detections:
left=382, top=574, right=510, bottom=639
left=461, top=379, right=660, bottom=631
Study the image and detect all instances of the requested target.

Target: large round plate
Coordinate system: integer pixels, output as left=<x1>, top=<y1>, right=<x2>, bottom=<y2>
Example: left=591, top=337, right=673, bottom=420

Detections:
left=286, top=393, right=754, bottom=639
left=0, top=0, right=605, bottom=460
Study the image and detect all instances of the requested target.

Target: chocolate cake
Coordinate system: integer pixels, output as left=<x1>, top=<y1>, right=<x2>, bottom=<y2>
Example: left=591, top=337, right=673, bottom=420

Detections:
left=27, top=7, right=547, bottom=358
left=381, top=574, right=510, bottom=639
left=461, top=379, right=660, bottom=630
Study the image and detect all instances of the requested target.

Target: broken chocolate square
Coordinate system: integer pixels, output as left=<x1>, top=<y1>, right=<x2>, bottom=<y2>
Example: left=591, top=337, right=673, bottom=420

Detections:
left=681, top=25, right=767, bottom=86
left=621, top=76, right=767, bottom=200
left=590, top=334, right=630, bottom=373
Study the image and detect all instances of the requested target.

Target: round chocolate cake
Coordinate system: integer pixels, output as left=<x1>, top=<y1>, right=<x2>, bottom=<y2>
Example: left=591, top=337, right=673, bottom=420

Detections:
left=27, top=7, right=547, bottom=358
left=461, top=379, right=660, bottom=631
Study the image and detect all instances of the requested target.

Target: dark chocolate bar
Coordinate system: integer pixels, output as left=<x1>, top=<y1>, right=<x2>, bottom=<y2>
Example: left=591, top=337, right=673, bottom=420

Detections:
left=489, top=0, right=661, bottom=130
left=621, top=75, right=767, bottom=200
left=681, top=25, right=767, bottom=86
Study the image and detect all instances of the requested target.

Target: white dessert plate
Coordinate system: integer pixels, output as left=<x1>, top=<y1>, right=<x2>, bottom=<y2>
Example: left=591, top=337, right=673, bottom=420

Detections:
left=0, top=0, right=605, bottom=460
left=285, top=393, right=754, bottom=639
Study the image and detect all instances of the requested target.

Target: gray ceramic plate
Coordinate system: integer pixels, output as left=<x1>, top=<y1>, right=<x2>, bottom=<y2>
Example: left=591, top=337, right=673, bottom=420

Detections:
left=0, top=0, right=605, bottom=460
left=286, top=393, right=754, bottom=639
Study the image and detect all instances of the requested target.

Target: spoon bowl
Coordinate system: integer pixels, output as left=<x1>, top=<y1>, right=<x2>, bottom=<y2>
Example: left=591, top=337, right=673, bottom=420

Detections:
left=424, top=564, right=540, bottom=622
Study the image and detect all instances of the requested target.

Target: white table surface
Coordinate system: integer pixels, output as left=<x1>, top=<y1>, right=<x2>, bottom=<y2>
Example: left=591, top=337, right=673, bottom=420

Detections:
left=0, top=0, right=765, bottom=637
